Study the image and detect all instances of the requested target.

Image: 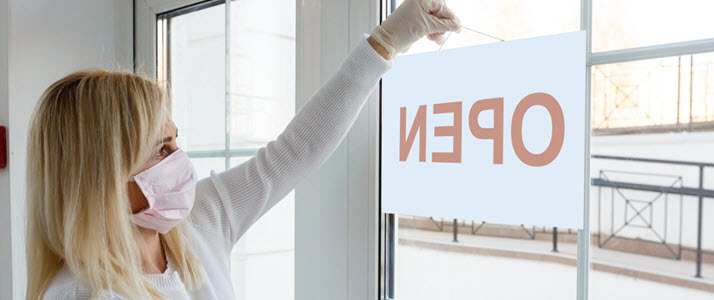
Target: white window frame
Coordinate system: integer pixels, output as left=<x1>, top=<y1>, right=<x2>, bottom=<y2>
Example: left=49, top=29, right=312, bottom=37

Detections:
left=294, top=0, right=382, bottom=299
left=134, top=1, right=382, bottom=299
left=151, top=0, right=245, bottom=170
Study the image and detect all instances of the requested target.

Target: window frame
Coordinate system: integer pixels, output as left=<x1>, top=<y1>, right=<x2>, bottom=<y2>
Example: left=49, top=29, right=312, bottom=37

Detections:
left=153, top=0, right=252, bottom=169
left=294, top=0, right=382, bottom=299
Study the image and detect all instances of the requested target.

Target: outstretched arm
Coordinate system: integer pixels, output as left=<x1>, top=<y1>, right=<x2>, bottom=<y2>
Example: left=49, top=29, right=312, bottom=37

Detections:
left=190, top=0, right=461, bottom=248
left=192, top=35, right=392, bottom=246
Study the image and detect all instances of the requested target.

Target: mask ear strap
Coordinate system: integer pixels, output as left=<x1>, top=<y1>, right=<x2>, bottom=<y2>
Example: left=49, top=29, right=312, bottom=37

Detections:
left=128, top=175, right=136, bottom=182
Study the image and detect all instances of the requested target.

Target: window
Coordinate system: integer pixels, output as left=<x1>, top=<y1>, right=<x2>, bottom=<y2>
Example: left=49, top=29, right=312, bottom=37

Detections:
left=589, top=1, right=714, bottom=299
left=592, top=0, right=714, bottom=52
left=158, top=1, right=295, bottom=299
left=381, top=0, right=714, bottom=299
left=592, top=53, right=714, bottom=134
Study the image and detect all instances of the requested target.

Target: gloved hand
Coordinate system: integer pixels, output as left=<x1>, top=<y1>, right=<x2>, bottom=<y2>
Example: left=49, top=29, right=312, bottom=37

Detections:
left=370, top=0, right=460, bottom=58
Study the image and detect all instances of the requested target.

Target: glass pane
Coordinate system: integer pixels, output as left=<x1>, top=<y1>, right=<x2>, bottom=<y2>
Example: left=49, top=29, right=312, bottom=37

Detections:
left=395, top=216, right=578, bottom=299
left=590, top=148, right=714, bottom=299
left=228, top=0, right=296, bottom=299
left=397, top=0, right=579, bottom=54
left=190, top=157, right=225, bottom=179
left=592, top=0, right=714, bottom=52
left=229, top=0, right=296, bottom=150
left=229, top=157, right=295, bottom=300
left=592, top=53, right=714, bottom=132
left=168, top=4, right=226, bottom=152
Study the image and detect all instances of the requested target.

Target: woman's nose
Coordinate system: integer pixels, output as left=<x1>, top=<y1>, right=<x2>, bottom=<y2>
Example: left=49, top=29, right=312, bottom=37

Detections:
left=167, top=140, right=180, bottom=154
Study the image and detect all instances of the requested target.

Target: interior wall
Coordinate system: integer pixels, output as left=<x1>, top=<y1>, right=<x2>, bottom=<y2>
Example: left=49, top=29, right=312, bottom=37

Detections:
left=0, top=1, right=133, bottom=298
left=0, top=0, right=12, bottom=297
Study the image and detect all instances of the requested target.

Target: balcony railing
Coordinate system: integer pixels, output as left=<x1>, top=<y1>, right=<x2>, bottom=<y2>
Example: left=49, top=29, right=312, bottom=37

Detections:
left=590, top=154, right=714, bottom=278
left=405, top=154, right=714, bottom=280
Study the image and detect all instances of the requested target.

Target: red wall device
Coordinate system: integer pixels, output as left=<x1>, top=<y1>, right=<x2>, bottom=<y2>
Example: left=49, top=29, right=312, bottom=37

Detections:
left=0, top=126, right=6, bottom=168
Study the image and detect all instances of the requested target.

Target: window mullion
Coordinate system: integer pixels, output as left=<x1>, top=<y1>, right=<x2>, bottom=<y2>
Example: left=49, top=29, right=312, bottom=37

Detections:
left=590, top=38, right=714, bottom=66
left=577, top=0, right=592, bottom=300
left=224, top=0, right=231, bottom=171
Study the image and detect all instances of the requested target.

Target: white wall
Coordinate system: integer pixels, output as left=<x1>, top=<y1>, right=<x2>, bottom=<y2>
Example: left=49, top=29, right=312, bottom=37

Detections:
left=0, top=1, right=133, bottom=298
left=0, top=0, right=12, bottom=297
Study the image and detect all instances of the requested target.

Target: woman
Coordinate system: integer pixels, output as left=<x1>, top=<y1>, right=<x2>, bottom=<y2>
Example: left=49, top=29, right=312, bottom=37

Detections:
left=27, top=0, right=460, bottom=298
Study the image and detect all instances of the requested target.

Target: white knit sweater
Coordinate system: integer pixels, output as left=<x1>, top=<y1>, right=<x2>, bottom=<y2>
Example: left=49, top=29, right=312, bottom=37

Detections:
left=43, top=35, right=393, bottom=299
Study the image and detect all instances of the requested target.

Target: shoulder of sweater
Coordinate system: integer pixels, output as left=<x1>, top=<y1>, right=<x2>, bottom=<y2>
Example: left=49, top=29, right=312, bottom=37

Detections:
left=43, top=267, right=83, bottom=299
left=44, top=267, right=123, bottom=300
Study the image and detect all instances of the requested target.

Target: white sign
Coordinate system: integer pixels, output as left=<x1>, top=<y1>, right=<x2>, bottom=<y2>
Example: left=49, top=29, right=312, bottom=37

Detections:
left=382, top=31, right=586, bottom=229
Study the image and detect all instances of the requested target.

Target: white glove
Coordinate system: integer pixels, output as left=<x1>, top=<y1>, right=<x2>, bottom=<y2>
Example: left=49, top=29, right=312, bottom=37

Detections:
left=370, top=0, right=461, bottom=57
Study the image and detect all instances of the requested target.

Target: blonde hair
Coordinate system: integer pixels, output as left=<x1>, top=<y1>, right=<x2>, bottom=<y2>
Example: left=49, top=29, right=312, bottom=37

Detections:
left=26, top=70, right=203, bottom=299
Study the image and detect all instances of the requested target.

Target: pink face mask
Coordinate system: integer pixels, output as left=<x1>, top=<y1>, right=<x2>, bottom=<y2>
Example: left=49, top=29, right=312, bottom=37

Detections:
left=129, top=148, right=197, bottom=234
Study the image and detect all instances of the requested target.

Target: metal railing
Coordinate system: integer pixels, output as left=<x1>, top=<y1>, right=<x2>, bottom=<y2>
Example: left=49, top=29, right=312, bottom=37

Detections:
left=590, top=154, right=714, bottom=278
left=596, top=170, right=684, bottom=260
left=436, top=154, right=713, bottom=279
left=400, top=153, right=713, bottom=282
left=591, top=54, right=714, bottom=135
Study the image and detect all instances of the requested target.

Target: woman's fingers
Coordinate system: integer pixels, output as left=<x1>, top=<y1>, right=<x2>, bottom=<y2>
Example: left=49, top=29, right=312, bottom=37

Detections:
left=427, top=14, right=460, bottom=33
left=441, top=6, right=461, bottom=31
left=423, top=0, right=461, bottom=33
left=369, top=0, right=461, bottom=56
left=422, top=0, right=459, bottom=47
left=425, top=0, right=455, bottom=19
left=427, top=32, right=447, bottom=45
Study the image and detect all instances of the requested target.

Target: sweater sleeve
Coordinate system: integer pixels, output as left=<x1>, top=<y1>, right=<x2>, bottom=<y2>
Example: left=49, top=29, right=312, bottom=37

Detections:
left=190, top=34, right=393, bottom=247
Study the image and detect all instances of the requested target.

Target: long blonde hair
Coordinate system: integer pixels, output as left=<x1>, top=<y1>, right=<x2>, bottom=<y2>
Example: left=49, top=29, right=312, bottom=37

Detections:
left=26, top=70, right=203, bottom=299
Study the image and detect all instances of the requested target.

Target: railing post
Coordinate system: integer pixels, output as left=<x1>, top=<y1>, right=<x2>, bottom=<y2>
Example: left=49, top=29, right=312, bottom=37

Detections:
left=452, top=218, right=458, bottom=243
left=385, top=213, right=396, bottom=298
left=552, top=227, right=559, bottom=253
left=689, top=56, right=694, bottom=132
left=695, top=166, right=704, bottom=278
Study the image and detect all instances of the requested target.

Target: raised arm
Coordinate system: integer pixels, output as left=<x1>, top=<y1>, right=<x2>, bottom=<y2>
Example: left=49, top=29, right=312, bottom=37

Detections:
left=191, top=35, right=392, bottom=245
left=190, top=0, right=460, bottom=248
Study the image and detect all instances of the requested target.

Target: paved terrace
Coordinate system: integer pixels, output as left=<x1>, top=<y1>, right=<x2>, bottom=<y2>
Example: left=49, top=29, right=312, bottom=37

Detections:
left=397, top=220, right=714, bottom=294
